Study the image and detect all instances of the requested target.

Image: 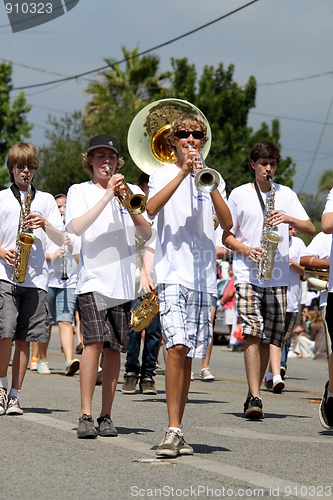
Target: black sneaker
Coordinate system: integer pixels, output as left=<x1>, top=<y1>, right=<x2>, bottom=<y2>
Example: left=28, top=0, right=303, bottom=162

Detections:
left=280, top=366, right=286, bottom=380
left=319, top=381, right=333, bottom=430
left=97, top=414, right=118, bottom=437
left=121, top=372, right=138, bottom=394
left=140, top=377, right=157, bottom=395
left=244, top=395, right=264, bottom=419
left=77, top=414, right=98, bottom=438
left=273, top=379, right=285, bottom=394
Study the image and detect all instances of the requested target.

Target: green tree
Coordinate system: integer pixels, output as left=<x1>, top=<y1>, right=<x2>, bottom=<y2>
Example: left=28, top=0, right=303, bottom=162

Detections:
left=0, top=61, right=33, bottom=189
left=36, top=112, right=90, bottom=195
left=315, top=169, right=333, bottom=200
left=83, top=46, right=170, bottom=182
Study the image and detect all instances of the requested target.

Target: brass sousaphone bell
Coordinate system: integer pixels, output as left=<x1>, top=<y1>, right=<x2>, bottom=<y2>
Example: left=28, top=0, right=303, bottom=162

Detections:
left=127, top=98, right=219, bottom=193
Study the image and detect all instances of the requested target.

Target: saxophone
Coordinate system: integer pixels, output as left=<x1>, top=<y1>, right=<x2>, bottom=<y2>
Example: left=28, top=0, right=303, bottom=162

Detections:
left=257, top=175, right=283, bottom=281
left=130, top=290, right=159, bottom=332
left=12, top=179, right=37, bottom=283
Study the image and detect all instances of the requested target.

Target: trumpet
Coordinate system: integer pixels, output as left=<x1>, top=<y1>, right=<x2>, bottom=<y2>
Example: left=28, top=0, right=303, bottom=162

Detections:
left=191, top=151, right=220, bottom=193
left=105, top=166, right=146, bottom=215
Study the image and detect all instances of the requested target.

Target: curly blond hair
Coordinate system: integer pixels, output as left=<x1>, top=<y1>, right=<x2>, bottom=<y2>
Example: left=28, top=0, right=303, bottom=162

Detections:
left=166, top=114, right=208, bottom=155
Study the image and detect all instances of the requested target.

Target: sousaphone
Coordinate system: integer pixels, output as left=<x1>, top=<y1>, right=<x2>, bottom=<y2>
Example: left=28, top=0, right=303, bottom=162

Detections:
left=127, top=98, right=213, bottom=181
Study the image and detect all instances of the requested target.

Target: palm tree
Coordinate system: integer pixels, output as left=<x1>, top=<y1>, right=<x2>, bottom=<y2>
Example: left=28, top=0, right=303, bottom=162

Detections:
left=84, top=46, right=171, bottom=129
left=314, top=170, right=333, bottom=200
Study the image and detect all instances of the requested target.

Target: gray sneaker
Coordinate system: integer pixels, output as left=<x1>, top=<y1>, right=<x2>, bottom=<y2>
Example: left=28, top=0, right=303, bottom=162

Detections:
left=6, top=396, right=23, bottom=415
left=178, top=436, right=194, bottom=456
left=97, top=414, right=118, bottom=437
left=156, top=428, right=182, bottom=458
left=77, top=414, right=98, bottom=438
left=0, top=387, right=7, bottom=416
left=121, top=372, right=138, bottom=394
left=140, top=377, right=157, bottom=395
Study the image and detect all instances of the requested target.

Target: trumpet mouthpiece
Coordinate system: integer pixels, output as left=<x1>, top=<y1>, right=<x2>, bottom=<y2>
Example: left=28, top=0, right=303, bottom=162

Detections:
left=105, top=166, right=110, bottom=174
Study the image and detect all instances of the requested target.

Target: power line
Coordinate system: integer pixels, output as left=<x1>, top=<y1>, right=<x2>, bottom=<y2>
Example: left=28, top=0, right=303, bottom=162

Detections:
left=298, top=89, right=333, bottom=193
left=257, top=70, right=333, bottom=86
left=249, top=111, right=333, bottom=127
left=6, top=0, right=259, bottom=92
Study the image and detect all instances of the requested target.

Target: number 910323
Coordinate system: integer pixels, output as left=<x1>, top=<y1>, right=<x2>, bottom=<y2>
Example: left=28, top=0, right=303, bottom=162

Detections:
left=5, top=3, right=53, bottom=14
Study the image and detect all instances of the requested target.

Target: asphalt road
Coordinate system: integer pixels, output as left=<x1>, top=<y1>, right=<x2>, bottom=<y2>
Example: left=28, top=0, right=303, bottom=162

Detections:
left=1, top=329, right=332, bottom=500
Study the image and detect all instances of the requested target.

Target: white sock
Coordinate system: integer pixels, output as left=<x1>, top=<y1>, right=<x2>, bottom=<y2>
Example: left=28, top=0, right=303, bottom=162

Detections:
left=168, top=426, right=182, bottom=435
left=327, top=390, right=333, bottom=401
left=273, top=375, right=282, bottom=385
left=266, top=371, right=273, bottom=381
left=8, top=388, right=20, bottom=400
left=0, top=377, right=8, bottom=391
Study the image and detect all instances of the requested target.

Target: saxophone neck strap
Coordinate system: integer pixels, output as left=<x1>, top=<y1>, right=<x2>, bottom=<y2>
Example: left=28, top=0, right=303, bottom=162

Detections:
left=10, top=183, right=36, bottom=207
left=254, top=181, right=266, bottom=213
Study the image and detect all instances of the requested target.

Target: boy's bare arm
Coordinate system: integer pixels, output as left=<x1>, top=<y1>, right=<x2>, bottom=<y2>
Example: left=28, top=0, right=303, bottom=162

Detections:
left=210, top=190, right=232, bottom=231
left=322, top=211, right=333, bottom=234
left=300, top=255, right=329, bottom=269
left=222, top=230, right=260, bottom=264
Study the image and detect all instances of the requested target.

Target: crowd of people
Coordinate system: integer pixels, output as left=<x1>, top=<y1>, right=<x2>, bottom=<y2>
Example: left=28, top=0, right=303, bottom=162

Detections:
left=1, top=107, right=333, bottom=458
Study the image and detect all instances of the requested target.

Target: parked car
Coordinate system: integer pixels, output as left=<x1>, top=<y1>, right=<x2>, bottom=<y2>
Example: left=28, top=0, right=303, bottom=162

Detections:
left=213, top=277, right=231, bottom=344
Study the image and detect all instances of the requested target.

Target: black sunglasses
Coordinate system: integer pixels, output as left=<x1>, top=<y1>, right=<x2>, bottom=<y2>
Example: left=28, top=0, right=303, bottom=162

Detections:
left=175, top=130, right=205, bottom=140
left=15, top=164, right=36, bottom=171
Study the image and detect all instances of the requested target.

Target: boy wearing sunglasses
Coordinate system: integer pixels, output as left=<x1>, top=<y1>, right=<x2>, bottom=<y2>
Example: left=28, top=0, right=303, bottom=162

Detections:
left=0, top=143, right=64, bottom=416
left=146, top=113, right=232, bottom=458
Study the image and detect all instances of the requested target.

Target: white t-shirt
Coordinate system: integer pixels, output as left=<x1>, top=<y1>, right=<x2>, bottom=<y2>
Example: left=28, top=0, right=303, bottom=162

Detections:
left=148, top=164, right=227, bottom=294
left=287, top=236, right=306, bottom=312
left=46, top=230, right=80, bottom=289
left=322, top=189, right=333, bottom=294
left=0, top=187, right=63, bottom=291
left=66, top=180, right=146, bottom=300
left=302, top=231, right=331, bottom=307
left=228, top=182, right=310, bottom=288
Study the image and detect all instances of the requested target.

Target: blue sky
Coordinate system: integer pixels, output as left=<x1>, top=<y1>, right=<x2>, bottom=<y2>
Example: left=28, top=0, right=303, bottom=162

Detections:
left=1, top=0, right=332, bottom=195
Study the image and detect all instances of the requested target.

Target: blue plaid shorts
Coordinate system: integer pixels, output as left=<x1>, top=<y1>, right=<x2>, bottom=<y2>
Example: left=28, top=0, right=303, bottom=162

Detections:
left=157, top=283, right=213, bottom=359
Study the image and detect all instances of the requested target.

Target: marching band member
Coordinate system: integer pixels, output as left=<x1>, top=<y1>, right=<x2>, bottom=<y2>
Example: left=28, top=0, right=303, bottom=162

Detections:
left=66, top=134, right=151, bottom=439
left=222, top=141, right=314, bottom=419
left=147, top=113, right=232, bottom=458
left=0, top=143, right=63, bottom=416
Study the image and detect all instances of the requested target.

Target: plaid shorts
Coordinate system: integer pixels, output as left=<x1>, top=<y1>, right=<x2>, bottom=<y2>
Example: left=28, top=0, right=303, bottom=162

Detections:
left=77, top=292, right=131, bottom=353
left=235, top=283, right=287, bottom=347
left=282, top=311, right=298, bottom=345
left=157, top=283, right=213, bottom=359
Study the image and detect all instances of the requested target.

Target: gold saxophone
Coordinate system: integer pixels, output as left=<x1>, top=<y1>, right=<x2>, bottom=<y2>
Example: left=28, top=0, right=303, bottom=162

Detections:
left=12, top=179, right=36, bottom=283
left=257, top=175, right=283, bottom=281
left=130, top=290, right=159, bottom=332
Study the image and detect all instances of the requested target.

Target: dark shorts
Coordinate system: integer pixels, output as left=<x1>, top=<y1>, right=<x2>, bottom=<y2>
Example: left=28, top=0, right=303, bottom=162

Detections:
left=325, top=293, right=333, bottom=353
left=282, top=311, right=298, bottom=345
left=0, top=280, right=49, bottom=342
left=77, top=292, right=131, bottom=353
left=235, top=282, right=287, bottom=347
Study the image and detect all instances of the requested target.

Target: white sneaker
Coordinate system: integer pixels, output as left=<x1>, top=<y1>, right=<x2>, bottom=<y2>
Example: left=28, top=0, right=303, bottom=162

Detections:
left=191, top=371, right=194, bottom=381
left=37, top=360, right=51, bottom=374
left=287, top=351, right=297, bottom=359
left=200, top=367, right=215, bottom=381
